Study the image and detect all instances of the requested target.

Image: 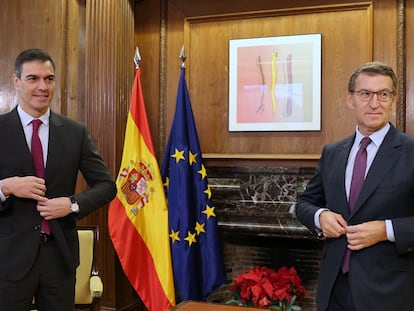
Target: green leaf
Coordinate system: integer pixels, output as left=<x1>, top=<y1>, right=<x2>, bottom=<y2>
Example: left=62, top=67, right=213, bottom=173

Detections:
left=225, top=299, right=244, bottom=306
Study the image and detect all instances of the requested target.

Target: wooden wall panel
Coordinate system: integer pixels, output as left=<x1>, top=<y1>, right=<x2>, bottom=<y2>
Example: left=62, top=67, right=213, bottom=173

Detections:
left=0, top=0, right=139, bottom=310
left=0, top=0, right=409, bottom=310
left=135, top=0, right=164, bottom=161
left=372, top=0, right=399, bottom=128
left=80, top=0, right=137, bottom=309
left=165, top=2, right=377, bottom=163
left=0, top=1, right=65, bottom=114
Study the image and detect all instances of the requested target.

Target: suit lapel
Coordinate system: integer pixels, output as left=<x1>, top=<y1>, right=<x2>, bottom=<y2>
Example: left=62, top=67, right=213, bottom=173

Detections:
left=351, top=126, right=401, bottom=216
left=3, top=108, right=34, bottom=174
left=44, top=111, right=64, bottom=178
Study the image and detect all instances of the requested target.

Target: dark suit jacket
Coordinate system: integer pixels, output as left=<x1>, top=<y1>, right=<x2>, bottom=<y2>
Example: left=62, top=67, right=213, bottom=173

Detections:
left=0, top=107, right=116, bottom=281
left=295, top=124, right=414, bottom=311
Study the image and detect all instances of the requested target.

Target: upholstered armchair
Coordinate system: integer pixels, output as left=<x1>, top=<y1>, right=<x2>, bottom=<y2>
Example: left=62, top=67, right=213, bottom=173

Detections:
left=31, top=226, right=103, bottom=311
left=74, top=226, right=103, bottom=311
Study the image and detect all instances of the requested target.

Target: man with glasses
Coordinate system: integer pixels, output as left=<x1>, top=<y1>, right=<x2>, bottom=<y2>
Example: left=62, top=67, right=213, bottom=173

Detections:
left=296, top=62, right=414, bottom=310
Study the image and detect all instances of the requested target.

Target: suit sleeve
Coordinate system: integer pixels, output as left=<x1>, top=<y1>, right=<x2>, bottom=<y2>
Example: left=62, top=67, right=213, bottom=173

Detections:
left=392, top=217, right=414, bottom=254
left=295, top=147, right=328, bottom=236
left=72, top=126, right=117, bottom=219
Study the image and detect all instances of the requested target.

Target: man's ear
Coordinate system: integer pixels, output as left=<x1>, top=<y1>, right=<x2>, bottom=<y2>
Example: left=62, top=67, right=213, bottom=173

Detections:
left=12, top=73, right=20, bottom=89
left=346, top=92, right=355, bottom=110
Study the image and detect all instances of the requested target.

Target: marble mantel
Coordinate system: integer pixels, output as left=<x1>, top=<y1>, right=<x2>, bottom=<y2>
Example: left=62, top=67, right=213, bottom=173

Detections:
left=208, top=166, right=316, bottom=239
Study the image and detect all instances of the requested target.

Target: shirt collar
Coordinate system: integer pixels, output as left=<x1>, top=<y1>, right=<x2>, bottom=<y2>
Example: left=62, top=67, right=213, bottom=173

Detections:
left=17, top=105, right=50, bottom=127
left=355, top=123, right=390, bottom=148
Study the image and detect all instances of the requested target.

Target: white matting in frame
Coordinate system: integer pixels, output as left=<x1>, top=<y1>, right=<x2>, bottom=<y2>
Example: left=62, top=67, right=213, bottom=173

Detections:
left=228, top=33, right=322, bottom=132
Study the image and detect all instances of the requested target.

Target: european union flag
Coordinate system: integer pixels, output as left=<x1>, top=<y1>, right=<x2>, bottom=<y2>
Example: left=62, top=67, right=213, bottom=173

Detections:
left=161, top=67, right=226, bottom=302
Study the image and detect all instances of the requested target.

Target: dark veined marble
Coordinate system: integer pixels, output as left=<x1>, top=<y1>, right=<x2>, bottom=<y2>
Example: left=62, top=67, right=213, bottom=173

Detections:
left=207, top=166, right=316, bottom=239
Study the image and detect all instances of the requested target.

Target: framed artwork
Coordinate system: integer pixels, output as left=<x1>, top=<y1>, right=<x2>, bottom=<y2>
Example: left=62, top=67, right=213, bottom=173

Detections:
left=228, top=33, right=322, bottom=131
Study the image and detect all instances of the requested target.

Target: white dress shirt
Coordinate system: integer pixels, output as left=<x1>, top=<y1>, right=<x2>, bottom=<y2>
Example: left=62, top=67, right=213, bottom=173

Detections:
left=314, top=123, right=395, bottom=241
left=0, top=106, right=50, bottom=201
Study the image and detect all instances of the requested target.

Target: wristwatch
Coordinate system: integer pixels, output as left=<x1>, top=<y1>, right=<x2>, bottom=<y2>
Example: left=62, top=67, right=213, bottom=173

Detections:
left=70, top=196, right=80, bottom=214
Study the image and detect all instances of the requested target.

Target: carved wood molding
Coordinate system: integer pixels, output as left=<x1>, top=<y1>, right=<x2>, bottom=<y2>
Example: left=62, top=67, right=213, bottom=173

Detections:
left=203, top=153, right=320, bottom=160
left=396, top=0, right=406, bottom=131
left=183, top=2, right=373, bottom=23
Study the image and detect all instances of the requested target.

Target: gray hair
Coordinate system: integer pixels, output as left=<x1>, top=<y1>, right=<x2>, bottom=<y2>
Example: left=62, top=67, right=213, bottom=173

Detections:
left=347, top=62, right=397, bottom=93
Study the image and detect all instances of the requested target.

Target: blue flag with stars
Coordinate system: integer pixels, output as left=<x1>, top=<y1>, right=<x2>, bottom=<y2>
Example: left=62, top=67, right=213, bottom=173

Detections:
left=161, top=67, right=226, bottom=302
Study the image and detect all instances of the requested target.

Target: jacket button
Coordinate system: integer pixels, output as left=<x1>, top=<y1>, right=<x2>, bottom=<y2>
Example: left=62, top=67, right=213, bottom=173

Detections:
left=34, top=225, right=41, bottom=230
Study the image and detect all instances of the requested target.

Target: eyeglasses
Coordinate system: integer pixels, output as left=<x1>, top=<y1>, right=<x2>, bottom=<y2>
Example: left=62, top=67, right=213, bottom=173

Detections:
left=351, top=89, right=394, bottom=102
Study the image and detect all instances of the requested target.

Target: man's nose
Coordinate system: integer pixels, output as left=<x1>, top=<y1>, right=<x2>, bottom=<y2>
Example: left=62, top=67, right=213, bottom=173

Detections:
left=368, top=95, right=381, bottom=108
left=37, top=79, right=49, bottom=89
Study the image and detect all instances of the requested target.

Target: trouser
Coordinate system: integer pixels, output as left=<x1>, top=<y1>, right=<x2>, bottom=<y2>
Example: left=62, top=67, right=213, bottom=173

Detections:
left=0, top=237, right=76, bottom=311
left=326, top=272, right=357, bottom=311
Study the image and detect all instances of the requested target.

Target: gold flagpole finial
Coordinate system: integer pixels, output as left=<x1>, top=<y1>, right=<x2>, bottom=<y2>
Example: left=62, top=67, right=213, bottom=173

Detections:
left=134, top=46, right=141, bottom=68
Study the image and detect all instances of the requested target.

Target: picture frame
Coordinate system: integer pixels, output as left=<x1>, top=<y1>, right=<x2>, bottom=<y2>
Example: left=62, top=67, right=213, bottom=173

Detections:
left=228, top=33, right=322, bottom=132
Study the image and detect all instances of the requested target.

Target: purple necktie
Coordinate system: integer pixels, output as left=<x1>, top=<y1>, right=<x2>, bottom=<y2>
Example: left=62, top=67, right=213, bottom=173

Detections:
left=342, top=136, right=371, bottom=273
left=31, top=119, right=50, bottom=235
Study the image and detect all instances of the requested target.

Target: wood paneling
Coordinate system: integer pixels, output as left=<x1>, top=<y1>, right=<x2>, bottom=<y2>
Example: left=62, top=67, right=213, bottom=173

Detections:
left=164, top=1, right=382, bottom=165
left=80, top=0, right=137, bottom=309
left=0, top=1, right=65, bottom=114
left=0, top=0, right=412, bottom=310
left=135, top=0, right=164, bottom=160
left=0, top=0, right=139, bottom=310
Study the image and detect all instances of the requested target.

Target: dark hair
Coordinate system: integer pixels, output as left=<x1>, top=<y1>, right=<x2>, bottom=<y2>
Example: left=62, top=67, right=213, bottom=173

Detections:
left=14, top=48, right=55, bottom=78
left=347, top=62, right=397, bottom=93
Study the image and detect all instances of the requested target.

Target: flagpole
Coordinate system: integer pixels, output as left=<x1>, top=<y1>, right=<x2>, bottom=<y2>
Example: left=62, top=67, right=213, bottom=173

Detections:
left=180, top=44, right=186, bottom=68
left=134, top=46, right=141, bottom=68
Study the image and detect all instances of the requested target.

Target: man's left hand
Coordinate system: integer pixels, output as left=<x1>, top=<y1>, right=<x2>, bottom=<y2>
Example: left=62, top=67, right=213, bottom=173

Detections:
left=37, top=197, right=72, bottom=220
left=345, top=220, right=387, bottom=250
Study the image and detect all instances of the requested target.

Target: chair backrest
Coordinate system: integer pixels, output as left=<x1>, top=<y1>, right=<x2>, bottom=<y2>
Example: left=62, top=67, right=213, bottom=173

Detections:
left=31, top=226, right=101, bottom=310
left=75, top=227, right=98, bottom=305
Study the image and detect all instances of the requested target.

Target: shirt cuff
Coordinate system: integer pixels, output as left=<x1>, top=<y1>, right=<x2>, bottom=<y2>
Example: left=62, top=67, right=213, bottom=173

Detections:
left=0, top=181, right=7, bottom=202
left=385, top=219, right=395, bottom=242
left=314, top=208, right=329, bottom=229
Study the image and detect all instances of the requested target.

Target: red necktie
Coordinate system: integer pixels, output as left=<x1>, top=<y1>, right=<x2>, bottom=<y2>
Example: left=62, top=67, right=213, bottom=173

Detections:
left=342, top=136, right=371, bottom=273
left=31, top=119, right=51, bottom=235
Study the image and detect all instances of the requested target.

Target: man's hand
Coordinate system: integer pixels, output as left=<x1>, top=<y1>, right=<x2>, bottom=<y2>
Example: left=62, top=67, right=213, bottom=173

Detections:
left=345, top=221, right=387, bottom=250
left=319, top=210, right=348, bottom=238
left=37, top=197, right=72, bottom=220
left=1, top=176, right=47, bottom=201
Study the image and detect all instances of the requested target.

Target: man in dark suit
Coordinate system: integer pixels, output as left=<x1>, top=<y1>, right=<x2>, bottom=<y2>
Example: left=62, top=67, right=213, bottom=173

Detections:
left=0, top=49, right=116, bottom=310
left=295, top=62, right=414, bottom=311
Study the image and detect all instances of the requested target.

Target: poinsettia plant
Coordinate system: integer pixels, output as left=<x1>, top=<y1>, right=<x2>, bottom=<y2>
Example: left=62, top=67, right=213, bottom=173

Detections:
left=227, top=266, right=307, bottom=310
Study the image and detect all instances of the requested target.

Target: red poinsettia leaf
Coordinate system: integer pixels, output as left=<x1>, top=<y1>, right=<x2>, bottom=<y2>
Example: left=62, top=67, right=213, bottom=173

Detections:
left=243, top=269, right=262, bottom=282
left=257, top=296, right=271, bottom=308
left=229, top=265, right=307, bottom=307
left=274, top=287, right=290, bottom=302
left=261, top=279, right=274, bottom=297
left=230, top=282, right=241, bottom=292
left=240, top=286, right=252, bottom=300
left=251, top=284, right=264, bottom=300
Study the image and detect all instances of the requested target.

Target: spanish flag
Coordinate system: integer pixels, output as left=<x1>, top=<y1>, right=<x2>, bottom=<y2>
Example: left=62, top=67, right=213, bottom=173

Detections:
left=108, top=61, right=175, bottom=311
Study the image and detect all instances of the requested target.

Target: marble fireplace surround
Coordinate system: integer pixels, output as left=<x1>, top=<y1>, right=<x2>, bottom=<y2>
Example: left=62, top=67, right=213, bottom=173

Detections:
left=208, top=166, right=316, bottom=239
left=207, top=166, right=323, bottom=309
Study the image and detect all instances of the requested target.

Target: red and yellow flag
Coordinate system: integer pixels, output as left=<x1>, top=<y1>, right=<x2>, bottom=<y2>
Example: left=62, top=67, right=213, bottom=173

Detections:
left=108, top=67, right=175, bottom=311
